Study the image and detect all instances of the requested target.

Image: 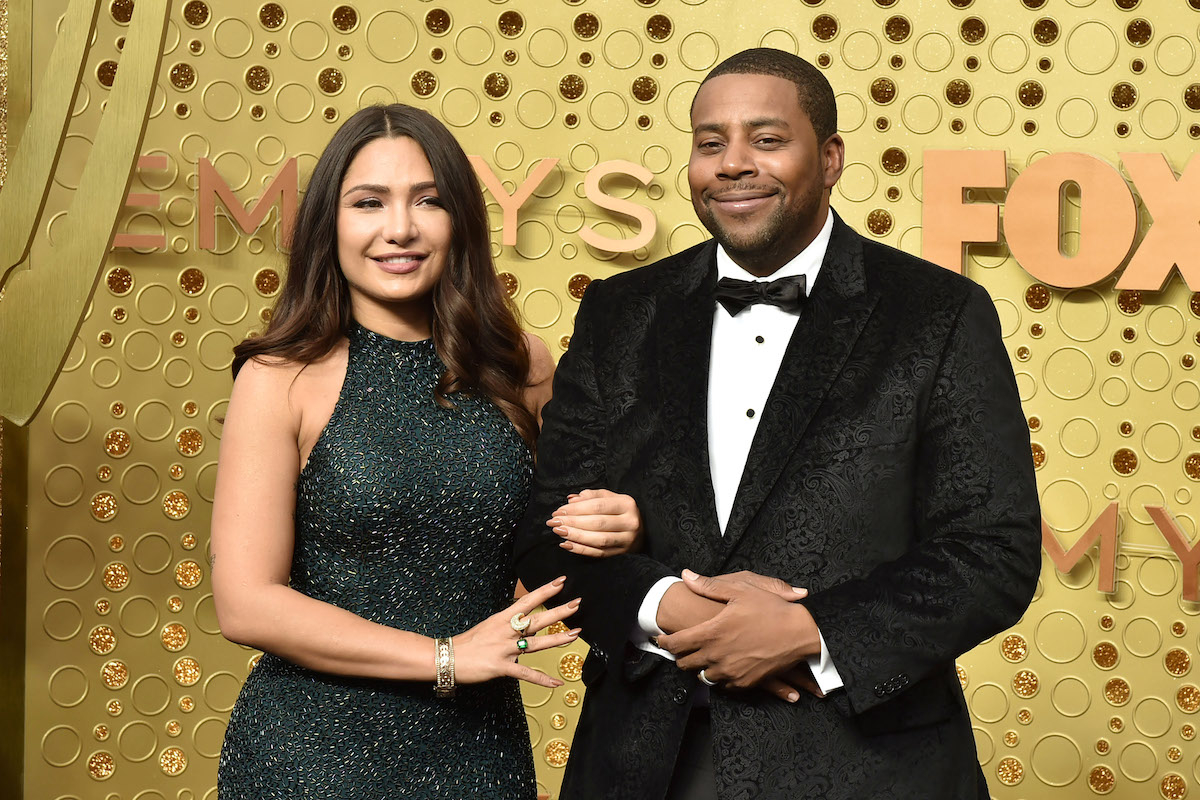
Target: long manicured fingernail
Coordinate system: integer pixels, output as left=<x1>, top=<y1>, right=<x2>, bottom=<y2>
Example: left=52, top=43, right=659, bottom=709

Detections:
left=547, top=518, right=562, bottom=527
left=568, top=627, right=582, bottom=636
left=554, top=576, right=567, bottom=585
left=682, top=569, right=698, bottom=581
left=553, top=526, right=568, bottom=535
left=568, top=598, right=582, bottom=609
left=559, top=542, right=573, bottom=550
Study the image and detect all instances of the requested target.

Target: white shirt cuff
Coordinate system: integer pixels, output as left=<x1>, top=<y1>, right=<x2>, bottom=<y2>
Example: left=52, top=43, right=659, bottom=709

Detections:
left=632, top=576, right=683, bottom=660
left=807, top=630, right=844, bottom=694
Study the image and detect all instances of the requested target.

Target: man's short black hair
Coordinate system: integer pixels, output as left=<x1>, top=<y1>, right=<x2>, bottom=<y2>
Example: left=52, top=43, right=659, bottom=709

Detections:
left=696, top=48, right=838, bottom=143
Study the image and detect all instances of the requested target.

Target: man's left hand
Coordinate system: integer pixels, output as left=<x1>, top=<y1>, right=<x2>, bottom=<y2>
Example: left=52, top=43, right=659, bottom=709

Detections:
left=656, top=570, right=823, bottom=692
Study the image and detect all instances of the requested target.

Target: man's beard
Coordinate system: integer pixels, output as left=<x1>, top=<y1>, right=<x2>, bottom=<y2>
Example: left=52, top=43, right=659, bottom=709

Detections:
left=695, top=194, right=798, bottom=270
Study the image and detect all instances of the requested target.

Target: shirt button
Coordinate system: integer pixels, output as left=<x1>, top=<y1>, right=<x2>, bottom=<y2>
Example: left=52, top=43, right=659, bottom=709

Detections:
left=672, top=688, right=689, bottom=705
left=746, top=409, right=755, bottom=418
left=755, top=335, right=765, bottom=344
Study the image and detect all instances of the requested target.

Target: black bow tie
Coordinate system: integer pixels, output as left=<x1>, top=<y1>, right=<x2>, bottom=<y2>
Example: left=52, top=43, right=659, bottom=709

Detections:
left=714, top=275, right=808, bottom=316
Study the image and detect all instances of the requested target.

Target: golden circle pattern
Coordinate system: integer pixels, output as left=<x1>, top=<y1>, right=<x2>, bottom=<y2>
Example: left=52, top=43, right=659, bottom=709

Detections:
left=1032, top=18, right=1059, bottom=45
left=956, top=663, right=968, bottom=689
left=175, top=560, right=203, bottom=589
left=1025, top=285, right=1050, bottom=311
left=97, top=60, right=118, bottom=88
left=1112, top=448, right=1138, bottom=475
left=1001, top=634, right=1028, bottom=662
left=179, top=696, right=195, bottom=712
left=108, top=535, right=123, bottom=552
left=1185, top=453, right=1200, bottom=480
left=1018, top=81, right=1045, bottom=108
left=563, top=690, right=580, bottom=707
left=102, top=562, right=129, bottom=591
left=1161, top=775, right=1187, bottom=800
left=498, top=11, right=524, bottom=37
left=573, top=13, right=599, bottom=39
left=168, top=595, right=184, bottom=612
left=870, top=77, right=896, bottom=104
left=160, top=746, right=188, bottom=776
left=259, top=2, right=285, bottom=30
left=1168, top=746, right=1182, bottom=763
left=92, top=492, right=118, bottom=521
left=996, top=756, right=1023, bottom=786
left=1177, top=685, right=1200, bottom=713
left=1012, top=669, right=1039, bottom=698
left=176, top=428, right=204, bottom=456
left=180, top=268, right=206, bottom=295
left=498, top=272, right=518, bottom=296
left=245, top=65, right=272, bottom=92
left=107, top=699, right=122, bottom=715
left=101, top=660, right=128, bottom=689
left=559, top=653, right=584, bottom=681
left=1117, top=290, right=1143, bottom=314
left=105, top=429, right=131, bottom=457
left=880, top=147, right=907, bottom=174
left=1172, top=621, right=1187, bottom=636
left=94, top=724, right=109, bottom=740
left=412, top=71, right=438, bottom=97
left=960, top=17, right=986, bottom=43
left=164, top=490, right=191, bottom=519
left=646, top=15, right=672, bottom=41
left=1125, top=18, right=1152, bottom=46
left=173, top=657, right=201, bottom=686
left=88, top=751, right=115, bottom=779
left=1104, top=677, right=1130, bottom=705
left=1109, top=716, right=1124, bottom=732
left=1183, top=723, right=1196, bottom=739
left=866, top=209, right=893, bottom=236
left=945, top=79, right=972, bottom=106
left=1165, top=648, right=1191, bottom=676
left=560, top=74, right=586, bottom=101
left=90, top=625, right=117, bottom=655
left=1027, top=443, right=1046, bottom=470
left=812, top=14, right=838, bottom=42
left=331, top=5, right=357, bottom=31
left=1089, top=766, right=1115, bottom=794
left=885, top=16, right=911, bottom=43
left=484, top=72, right=510, bottom=99
left=568, top=274, right=592, bottom=300
left=545, top=738, right=570, bottom=767
left=96, top=599, right=111, bottom=614
left=1096, top=738, right=1110, bottom=754
left=1003, top=730, right=1018, bottom=746
left=106, top=267, right=133, bottom=295
left=1111, top=82, right=1138, bottom=110
left=162, top=622, right=189, bottom=651
left=318, top=67, right=345, bottom=95
left=632, top=76, right=659, bottom=102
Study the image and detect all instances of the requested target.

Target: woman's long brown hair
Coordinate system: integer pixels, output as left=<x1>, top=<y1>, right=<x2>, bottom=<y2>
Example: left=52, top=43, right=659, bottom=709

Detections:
left=232, top=104, right=537, bottom=449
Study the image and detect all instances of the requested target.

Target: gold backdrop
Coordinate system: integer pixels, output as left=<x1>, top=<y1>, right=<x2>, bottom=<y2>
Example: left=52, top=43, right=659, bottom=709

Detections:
left=3, top=0, right=1200, bottom=798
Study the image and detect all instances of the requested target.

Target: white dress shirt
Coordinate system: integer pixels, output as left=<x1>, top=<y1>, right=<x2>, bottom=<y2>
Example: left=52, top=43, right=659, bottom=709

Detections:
left=634, top=212, right=844, bottom=695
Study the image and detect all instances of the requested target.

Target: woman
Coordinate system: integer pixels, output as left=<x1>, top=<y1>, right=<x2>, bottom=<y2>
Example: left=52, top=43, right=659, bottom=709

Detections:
left=211, top=104, right=641, bottom=798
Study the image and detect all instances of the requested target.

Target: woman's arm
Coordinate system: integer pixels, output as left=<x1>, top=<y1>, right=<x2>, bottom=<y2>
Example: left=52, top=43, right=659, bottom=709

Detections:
left=520, top=332, right=644, bottom=558
left=211, top=355, right=577, bottom=686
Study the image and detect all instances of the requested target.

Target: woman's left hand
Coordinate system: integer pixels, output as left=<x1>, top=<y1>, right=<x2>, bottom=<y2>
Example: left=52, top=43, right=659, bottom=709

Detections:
left=547, top=489, right=643, bottom=558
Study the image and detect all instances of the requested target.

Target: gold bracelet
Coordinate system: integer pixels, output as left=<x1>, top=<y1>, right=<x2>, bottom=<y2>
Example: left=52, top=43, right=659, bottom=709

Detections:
left=434, top=637, right=455, bottom=698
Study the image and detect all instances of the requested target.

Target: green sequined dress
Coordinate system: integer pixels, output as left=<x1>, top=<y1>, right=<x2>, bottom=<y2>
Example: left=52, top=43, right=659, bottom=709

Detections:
left=219, top=324, right=536, bottom=799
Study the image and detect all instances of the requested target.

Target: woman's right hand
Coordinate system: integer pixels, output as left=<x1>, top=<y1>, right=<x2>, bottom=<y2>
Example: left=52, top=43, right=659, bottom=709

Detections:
left=453, top=576, right=581, bottom=688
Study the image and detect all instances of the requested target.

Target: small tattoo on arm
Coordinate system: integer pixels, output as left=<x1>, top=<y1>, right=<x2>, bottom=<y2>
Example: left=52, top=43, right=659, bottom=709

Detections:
left=208, top=554, right=216, bottom=570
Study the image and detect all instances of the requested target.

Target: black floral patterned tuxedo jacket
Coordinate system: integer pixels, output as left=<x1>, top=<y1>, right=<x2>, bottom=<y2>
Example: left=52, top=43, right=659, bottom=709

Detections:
left=514, top=212, right=1042, bottom=800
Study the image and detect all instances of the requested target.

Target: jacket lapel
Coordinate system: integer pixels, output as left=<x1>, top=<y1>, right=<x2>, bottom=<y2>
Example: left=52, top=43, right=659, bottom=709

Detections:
left=716, top=214, right=880, bottom=563
left=654, top=241, right=725, bottom=574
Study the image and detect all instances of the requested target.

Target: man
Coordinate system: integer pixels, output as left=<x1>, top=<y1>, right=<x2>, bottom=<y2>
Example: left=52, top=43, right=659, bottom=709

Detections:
left=515, top=48, right=1041, bottom=800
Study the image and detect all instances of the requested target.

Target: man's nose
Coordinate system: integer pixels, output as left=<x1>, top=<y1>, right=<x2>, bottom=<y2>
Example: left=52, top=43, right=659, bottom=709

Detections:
left=718, top=139, right=756, bottom=180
